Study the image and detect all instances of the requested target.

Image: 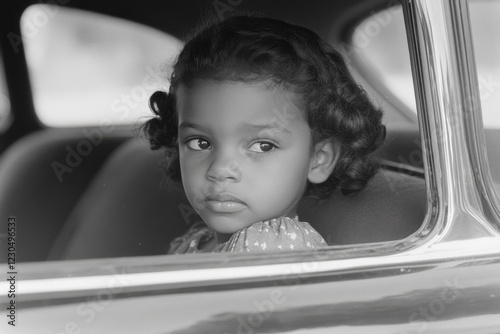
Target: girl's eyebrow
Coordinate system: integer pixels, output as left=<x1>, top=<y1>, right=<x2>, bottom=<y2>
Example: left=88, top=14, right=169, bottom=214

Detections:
left=179, top=121, right=292, bottom=135
left=243, top=123, right=292, bottom=135
left=178, top=121, right=208, bottom=132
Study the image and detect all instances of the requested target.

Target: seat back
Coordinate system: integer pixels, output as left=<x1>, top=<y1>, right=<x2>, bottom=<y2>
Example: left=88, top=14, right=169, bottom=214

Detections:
left=299, top=169, right=426, bottom=244
left=49, top=139, right=192, bottom=260
left=0, top=129, right=130, bottom=262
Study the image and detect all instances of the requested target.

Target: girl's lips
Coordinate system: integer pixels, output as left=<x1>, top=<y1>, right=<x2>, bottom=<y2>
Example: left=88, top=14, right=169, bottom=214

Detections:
left=206, top=193, right=243, bottom=202
left=205, top=200, right=246, bottom=213
left=205, top=193, right=246, bottom=213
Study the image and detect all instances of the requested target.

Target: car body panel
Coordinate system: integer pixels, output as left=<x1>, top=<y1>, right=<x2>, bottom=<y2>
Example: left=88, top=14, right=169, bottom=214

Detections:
left=4, top=243, right=500, bottom=333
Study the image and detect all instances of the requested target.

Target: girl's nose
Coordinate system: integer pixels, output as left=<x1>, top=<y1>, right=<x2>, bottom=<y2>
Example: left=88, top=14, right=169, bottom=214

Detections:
left=206, top=152, right=241, bottom=182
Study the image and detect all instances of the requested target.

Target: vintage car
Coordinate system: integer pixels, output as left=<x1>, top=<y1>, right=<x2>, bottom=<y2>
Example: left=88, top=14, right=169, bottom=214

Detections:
left=1, top=0, right=499, bottom=333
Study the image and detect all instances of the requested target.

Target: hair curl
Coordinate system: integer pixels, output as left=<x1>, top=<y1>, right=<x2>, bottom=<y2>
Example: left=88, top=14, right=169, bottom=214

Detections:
left=142, top=15, right=386, bottom=198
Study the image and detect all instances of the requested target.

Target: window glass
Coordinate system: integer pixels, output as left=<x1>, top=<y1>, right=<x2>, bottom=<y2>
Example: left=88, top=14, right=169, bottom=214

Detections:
left=351, top=1, right=500, bottom=186
left=469, top=1, right=500, bottom=129
left=0, top=55, right=12, bottom=133
left=21, top=5, right=182, bottom=127
left=352, top=1, right=500, bottom=128
left=351, top=6, right=415, bottom=114
left=468, top=1, right=500, bottom=189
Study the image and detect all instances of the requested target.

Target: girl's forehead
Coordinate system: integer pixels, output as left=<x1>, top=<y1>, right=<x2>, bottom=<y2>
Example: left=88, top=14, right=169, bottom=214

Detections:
left=176, top=80, right=305, bottom=125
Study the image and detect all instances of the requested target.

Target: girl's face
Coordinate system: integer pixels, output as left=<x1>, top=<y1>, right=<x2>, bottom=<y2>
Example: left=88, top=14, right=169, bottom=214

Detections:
left=177, top=80, right=316, bottom=237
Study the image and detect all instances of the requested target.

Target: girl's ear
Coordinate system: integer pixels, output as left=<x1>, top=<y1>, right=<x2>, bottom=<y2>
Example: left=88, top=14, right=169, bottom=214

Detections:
left=308, top=139, right=341, bottom=184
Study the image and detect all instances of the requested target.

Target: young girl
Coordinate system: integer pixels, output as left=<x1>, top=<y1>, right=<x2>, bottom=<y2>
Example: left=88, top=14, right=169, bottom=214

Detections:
left=142, top=15, right=385, bottom=253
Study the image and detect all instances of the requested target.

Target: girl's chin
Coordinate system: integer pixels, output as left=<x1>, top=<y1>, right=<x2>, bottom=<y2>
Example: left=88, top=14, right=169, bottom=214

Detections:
left=204, top=218, right=255, bottom=234
left=204, top=213, right=297, bottom=234
left=207, top=224, right=244, bottom=235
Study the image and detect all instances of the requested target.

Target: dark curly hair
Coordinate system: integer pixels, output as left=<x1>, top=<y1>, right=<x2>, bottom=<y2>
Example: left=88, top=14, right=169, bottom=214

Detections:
left=142, top=15, right=385, bottom=198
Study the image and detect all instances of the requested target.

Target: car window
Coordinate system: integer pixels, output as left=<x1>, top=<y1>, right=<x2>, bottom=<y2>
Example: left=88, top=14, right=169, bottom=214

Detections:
left=21, top=4, right=182, bottom=127
left=350, top=5, right=416, bottom=114
left=468, top=0, right=500, bottom=190
left=0, top=54, right=11, bottom=133
left=351, top=0, right=500, bottom=187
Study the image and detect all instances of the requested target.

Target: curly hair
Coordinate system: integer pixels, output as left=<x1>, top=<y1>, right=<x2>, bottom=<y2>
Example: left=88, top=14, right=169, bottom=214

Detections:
left=142, top=15, right=386, bottom=198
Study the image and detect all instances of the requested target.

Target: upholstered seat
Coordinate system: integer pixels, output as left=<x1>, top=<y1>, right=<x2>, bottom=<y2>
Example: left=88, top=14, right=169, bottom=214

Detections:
left=0, top=129, right=129, bottom=262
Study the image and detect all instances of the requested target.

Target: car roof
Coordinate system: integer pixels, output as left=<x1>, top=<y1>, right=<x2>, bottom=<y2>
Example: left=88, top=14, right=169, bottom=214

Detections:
left=4, top=0, right=389, bottom=41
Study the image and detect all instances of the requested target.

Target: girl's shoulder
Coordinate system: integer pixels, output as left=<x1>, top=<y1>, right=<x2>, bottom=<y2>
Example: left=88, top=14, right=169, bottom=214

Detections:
left=215, top=216, right=327, bottom=252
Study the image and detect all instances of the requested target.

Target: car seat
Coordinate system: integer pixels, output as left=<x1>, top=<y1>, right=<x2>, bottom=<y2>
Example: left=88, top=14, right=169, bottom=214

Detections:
left=0, top=128, right=131, bottom=262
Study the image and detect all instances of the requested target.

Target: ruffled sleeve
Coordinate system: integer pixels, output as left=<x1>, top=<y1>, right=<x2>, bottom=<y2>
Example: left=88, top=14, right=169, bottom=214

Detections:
left=214, top=216, right=327, bottom=252
left=168, top=221, right=217, bottom=254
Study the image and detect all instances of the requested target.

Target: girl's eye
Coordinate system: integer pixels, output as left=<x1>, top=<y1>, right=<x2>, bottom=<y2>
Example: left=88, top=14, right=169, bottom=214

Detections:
left=186, top=138, right=211, bottom=151
left=248, top=141, right=276, bottom=153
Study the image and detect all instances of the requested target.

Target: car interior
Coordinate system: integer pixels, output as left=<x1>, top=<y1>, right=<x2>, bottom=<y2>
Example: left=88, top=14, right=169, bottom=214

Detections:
left=0, top=0, right=430, bottom=262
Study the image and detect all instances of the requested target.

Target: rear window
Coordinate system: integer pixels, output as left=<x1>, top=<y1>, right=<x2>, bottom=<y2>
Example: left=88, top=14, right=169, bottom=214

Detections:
left=21, top=4, right=182, bottom=127
left=351, top=0, right=500, bottom=129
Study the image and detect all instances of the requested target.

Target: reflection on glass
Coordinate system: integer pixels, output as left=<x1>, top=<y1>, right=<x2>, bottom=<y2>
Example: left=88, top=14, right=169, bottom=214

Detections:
left=468, top=0, right=500, bottom=190
left=21, top=5, right=182, bottom=127
left=469, top=0, right=500, bottom=129
left=0, top=55, right=11, bottom=133
left=352, top=1, right=500, bottom=129
left=351, top=5, right=415, bottom=113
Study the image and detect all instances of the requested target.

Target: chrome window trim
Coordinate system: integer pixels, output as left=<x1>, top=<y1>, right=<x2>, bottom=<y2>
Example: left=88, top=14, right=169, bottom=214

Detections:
left=402, top=0, right=500, bottom=244
left=10, top=237, right=500, bottom=302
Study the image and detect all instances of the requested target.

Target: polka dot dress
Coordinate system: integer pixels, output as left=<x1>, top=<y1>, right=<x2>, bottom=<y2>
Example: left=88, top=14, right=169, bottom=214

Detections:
left=168, top=216, right=327, bottom=254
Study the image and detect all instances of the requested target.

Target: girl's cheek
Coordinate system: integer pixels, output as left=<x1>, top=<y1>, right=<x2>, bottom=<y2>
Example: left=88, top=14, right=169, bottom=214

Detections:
left=183, top=160, right=209, bottom=183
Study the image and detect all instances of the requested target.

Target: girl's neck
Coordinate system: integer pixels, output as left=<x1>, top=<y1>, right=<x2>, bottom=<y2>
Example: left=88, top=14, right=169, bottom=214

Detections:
left=215, top=231, right=232, bottom=243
